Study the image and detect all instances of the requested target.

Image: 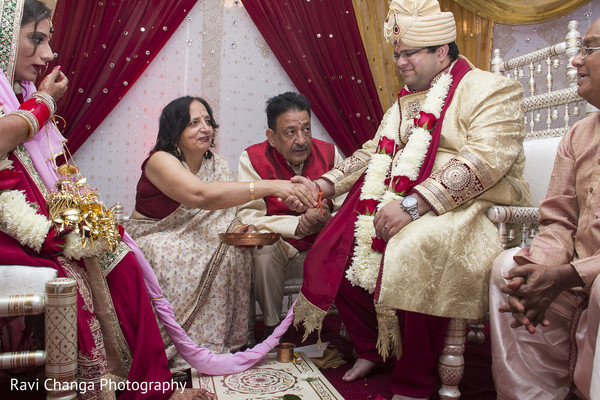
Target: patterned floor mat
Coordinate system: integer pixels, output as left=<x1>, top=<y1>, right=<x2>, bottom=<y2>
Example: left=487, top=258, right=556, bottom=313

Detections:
left=191, top=351, right=345, bottom=400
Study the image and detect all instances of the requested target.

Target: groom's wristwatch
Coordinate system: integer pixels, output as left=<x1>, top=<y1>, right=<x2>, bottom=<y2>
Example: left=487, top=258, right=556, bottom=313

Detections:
left=401, top=195, right=420, bottom=221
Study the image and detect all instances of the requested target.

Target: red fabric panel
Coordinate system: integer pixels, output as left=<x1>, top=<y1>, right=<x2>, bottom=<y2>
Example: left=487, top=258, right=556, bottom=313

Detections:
left=243, top=0, right=384, bottom=156
left=40, top=0, right=198, bottom=153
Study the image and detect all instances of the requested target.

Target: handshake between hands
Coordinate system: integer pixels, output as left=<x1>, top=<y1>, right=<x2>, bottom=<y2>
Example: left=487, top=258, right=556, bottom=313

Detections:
left=285, top=176, right=332, bottom=237
left=284, top=175, right=328, bottom=213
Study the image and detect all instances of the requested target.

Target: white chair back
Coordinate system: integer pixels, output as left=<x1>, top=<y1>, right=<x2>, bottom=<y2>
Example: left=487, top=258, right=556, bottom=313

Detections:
left=522, top=136, right=562, bottom=207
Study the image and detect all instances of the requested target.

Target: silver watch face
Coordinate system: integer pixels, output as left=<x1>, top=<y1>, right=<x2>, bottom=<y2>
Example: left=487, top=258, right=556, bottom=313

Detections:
left=402, top=195, right=418, bottom=209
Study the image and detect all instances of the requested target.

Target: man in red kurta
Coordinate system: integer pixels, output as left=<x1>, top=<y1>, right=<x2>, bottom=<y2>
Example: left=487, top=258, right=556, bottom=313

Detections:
left=236, top=92, right=345, bottom=337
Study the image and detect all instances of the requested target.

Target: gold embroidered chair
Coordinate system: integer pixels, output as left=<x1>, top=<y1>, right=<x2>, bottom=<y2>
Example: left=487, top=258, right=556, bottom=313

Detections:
left=437, top=19, right=598, bottom=399
left=0, top=266, right=77, bottom=400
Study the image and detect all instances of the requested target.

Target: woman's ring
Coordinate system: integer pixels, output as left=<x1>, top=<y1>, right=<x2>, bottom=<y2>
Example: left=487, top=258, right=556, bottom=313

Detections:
left=384, top=226, right=389, bottom=230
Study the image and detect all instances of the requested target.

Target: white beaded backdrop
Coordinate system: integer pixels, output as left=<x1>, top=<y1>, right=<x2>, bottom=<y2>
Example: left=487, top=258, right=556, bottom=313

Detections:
left=74, top=0, right=332, bottom=214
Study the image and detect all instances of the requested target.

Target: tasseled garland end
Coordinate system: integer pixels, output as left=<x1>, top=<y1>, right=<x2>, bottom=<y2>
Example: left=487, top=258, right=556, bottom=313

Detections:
left=375, top=303, right=402, bottom=362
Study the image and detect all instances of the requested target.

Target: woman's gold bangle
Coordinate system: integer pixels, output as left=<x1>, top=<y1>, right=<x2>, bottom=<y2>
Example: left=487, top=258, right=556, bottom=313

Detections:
left=249, top=181, right=255, bottom=200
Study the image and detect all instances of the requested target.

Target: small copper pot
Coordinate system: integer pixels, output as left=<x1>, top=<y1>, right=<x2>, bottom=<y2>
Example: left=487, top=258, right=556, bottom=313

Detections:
left=275, top=343, right=295, bottom=363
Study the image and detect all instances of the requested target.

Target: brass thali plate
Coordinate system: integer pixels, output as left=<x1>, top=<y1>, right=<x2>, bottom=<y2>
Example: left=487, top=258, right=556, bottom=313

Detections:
left=218, top=232, right=280, bottom=246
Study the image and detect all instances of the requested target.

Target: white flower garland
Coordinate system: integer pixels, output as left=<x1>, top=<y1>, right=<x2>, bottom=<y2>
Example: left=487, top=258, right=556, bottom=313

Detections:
left=0, top=190, right=52, bottom=252
left=347, top=73, right=453, bottom=292
left=0, top=158, right=13, bottom=171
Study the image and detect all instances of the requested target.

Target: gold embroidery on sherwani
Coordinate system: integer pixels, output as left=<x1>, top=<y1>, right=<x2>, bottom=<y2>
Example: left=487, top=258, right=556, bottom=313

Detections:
left=424, top=153, right=494, bottom=211
left=461, top=152, right=494, bottom=187
left=328, top=152, right=370, bottom=182
left=403, top=123, right=415, bottom=140
left=400, top=100, right=421, bottom=143
left=420, top=180, right=453, bottom=211
left=293, top=292, right=328, bottom=346
left=405, top=99, right=421, bottom=120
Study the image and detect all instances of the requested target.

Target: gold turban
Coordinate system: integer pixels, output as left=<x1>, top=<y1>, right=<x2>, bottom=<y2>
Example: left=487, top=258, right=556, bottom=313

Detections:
left=383, top=0, right=456, bottom=47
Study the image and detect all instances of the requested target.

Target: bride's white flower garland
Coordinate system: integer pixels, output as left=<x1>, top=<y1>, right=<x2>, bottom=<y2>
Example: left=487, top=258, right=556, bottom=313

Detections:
left=0, top=188, right=52, bottom=252
left=0, top=160, right=110, bottom=260
left=346, top=73, right=453, bottom=293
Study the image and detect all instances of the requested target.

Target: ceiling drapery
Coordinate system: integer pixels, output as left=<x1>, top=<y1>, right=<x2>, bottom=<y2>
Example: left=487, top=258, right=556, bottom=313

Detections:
left=453, top=0, right=593, bottom=25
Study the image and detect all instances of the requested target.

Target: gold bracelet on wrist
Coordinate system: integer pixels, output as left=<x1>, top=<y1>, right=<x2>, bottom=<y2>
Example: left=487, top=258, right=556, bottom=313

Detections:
left=249, top=181, right=255, bottom=200
left=12, top=109, right=38, bottom=140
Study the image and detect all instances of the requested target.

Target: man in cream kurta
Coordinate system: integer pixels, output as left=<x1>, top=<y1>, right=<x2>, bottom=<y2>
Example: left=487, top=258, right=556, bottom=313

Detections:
left=237, top=92, right=345, bottom=336
left=490, top=17, right=600, bottom=400
left=291, top=0, right=531, bottom=398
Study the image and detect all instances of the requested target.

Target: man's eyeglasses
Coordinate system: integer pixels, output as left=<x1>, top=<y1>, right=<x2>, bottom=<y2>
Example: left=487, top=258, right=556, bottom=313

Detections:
left=392, top=47, right=427, bottom=62
left=578, top=45, right=600, bottom=60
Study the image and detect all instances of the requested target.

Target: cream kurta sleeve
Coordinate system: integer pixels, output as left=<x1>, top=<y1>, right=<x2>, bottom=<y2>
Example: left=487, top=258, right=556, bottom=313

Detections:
left=328, top=147, right=347, bottom=212
left=236, top=150, right=301, bottom=238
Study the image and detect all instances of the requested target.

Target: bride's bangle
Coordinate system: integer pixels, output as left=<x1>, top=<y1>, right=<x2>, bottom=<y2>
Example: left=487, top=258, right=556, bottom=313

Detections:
left=12, top=92, right=55, bottom=140
left=32, top=91, right=56, bottom=115
left=12, top=109, right=38, bottom=139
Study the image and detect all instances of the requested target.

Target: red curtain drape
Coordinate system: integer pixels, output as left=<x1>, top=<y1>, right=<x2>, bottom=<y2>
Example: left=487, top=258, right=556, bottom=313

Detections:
left=243, top=0, right=384, bottom=156
left=42, top=0, right=198, bottom=154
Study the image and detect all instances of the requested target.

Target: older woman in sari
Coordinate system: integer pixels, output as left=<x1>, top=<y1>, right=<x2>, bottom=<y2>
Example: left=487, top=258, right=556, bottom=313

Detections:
left=126, top=96, right=315, bottom=372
